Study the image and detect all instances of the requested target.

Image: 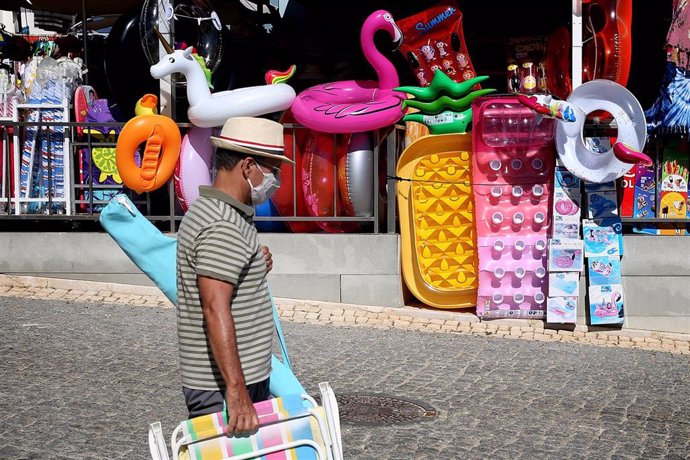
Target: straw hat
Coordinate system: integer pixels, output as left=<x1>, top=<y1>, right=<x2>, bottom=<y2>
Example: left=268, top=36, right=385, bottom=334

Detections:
left=210, top=117, right=294, bottom=164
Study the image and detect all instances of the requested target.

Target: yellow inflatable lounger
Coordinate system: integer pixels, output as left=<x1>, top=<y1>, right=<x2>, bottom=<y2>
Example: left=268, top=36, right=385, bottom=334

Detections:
left=397, top=133, right=478, bottom=309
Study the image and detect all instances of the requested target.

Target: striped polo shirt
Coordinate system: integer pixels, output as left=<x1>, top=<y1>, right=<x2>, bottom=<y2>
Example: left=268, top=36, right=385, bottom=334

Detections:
left=176, top=186, right=273, bottom=391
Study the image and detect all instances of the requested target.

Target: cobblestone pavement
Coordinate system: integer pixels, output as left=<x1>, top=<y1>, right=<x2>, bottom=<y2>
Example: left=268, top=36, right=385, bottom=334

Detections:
left=1, top=276, right=689, bottom=354
left=1, top=296, right=689, bottom=459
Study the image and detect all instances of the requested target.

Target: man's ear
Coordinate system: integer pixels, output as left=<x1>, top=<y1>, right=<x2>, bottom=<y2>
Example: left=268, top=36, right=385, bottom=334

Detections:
left=241, top=156, right=254, bottom=177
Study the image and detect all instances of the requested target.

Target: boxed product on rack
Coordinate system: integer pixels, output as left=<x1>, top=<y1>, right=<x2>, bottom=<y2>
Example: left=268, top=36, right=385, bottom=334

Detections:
left=587, top=256, right=622, bottom=285
left=659, top=139, right=689, bottom=218
left=589, top=284, right=624, bottom=325
left=554, top=166, right=581, bottom=191
left=619, top=169, right=636, bottom=217
left=582, top=219, right=620, bottom=257
left=633, top=163, right=656, bottom=218
left=584, top=181, right=616, bottom=192
left=587, top=190, right=619, bottom=218
left=552, top=217, right=580, bottom=239
left=548, top=272, right=580, bottom=297
left=553, top=189, right=581, bottom=221
left=548, top=239, right=584, bottom=272
left=547, top=296, right=577, bottom=323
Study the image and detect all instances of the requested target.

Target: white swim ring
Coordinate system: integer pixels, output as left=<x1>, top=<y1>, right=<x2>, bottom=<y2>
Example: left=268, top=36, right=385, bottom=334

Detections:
left=555, top=80, right=647, bottom=184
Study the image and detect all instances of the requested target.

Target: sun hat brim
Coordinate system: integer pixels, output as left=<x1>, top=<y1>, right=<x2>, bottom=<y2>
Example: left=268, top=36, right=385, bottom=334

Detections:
left=210, top=135, right=295, bottom=165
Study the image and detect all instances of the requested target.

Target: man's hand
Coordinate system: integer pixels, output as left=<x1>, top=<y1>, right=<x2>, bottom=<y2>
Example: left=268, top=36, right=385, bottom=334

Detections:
left=225, top=386, right=260, bottom=437
left=262, top=246, right=273, bottom=274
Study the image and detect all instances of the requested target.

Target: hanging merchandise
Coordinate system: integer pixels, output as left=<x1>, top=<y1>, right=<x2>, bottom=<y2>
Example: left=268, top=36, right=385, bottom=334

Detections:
left=80, top=98, right=125, bottom=211
left=396, top=71, right=495, bottom=134
left=396, top=1, right=478, bottom=86
left=338, top=132, right=374, bottom=218
left=269, top=109, right=321, bottom=233
left=395, top=2, right=478, bottom=146
left=300, top=131, right=359, bottom=233
left=173, top=126, right=214, bottom=212
left=18, top=56, right=79, bottom=214
left=140, top=0, right=224, bottom=82
left=74, top=84, right=96, bottom=210
left=0, top=31, right=32, bottom=62
left=116, top=112, right=181, bottom=194
left=618, top=167, right=636, bottom=218
left=0, top=70, right=20, bottom=211
left=150, top=29, right=296, bottom=128
left=646, top=0, right=690, bottom=134
left=472, top=95, right=554, bottom=320
left=544, top=26, right=571, bottom=101
left=291, top=10, right=406, bottom=134
left=582, top=0, right=633, bottom=84
left=658, top=137, right=689, bottom=228
left=0, top=69, right=22, bottom=118
left=0, top=25, right=10, bottom=58
left=544, top=0, right=633, bottom=100
left=553, top=80, right=651, bottom=183
left=104, top=7, right=160, bottom=115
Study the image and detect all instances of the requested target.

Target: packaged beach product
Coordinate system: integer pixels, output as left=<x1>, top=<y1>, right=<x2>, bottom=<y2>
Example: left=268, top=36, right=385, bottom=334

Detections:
left=397, top=1, right=477, bottom=85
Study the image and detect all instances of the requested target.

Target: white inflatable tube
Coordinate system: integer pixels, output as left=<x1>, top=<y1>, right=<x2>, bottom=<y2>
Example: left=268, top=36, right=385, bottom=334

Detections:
left=187, top=84, right=296, bottom=128
left=555, top=80, right=646, bottom=184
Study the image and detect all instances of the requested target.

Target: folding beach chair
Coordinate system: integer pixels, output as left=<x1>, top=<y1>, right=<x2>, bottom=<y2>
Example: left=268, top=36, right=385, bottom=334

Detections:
left=148, top=382, right=343, bottom=460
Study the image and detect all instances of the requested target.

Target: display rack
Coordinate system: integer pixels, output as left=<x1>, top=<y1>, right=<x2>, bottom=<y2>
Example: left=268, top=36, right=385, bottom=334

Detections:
left=0, top=125, right=9, bottom=213
left=12, top=101, right=72, bottom=215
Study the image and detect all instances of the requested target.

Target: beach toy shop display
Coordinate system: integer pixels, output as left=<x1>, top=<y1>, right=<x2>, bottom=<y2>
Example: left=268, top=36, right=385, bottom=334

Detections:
left=0, top=0, right=681, bottom=325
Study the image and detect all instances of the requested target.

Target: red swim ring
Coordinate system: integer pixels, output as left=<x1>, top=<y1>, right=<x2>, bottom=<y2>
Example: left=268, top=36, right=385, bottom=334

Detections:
left=545, top=26, right=572, bottom=101
left=301, top=131, right=358, bottom=233
left=582, top=0, right=632, bottom=85
left=545, top=0, right=632, bottom=99
left=270, top=110, right=321, bottom=233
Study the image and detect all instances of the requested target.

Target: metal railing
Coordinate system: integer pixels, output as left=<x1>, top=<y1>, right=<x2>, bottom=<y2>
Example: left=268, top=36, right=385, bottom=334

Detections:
left=0, top=118, right=403, bottom=234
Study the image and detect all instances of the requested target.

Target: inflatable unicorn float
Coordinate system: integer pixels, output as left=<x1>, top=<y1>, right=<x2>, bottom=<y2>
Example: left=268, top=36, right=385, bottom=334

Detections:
left=150, top=28, right=296, bottom=128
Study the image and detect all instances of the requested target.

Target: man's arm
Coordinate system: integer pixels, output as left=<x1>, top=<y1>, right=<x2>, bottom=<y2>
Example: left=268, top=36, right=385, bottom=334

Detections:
left=198, top=275, right=259, bottom=436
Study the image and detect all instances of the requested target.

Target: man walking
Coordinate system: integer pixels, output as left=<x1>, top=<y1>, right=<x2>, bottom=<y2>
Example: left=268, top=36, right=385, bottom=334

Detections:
left=175, top=117, right=292, bottom=436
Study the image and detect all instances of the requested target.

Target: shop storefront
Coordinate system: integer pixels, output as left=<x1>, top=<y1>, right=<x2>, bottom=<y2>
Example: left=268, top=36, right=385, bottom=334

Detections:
left=1, top=1, right=688, bottom=333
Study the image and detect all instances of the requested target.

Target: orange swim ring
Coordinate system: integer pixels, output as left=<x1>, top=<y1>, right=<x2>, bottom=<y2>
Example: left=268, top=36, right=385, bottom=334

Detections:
left=116, top=114, right=181, bottom=193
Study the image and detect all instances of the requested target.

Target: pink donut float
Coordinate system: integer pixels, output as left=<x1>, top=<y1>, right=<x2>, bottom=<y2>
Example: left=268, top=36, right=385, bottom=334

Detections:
left=291, top=10, right=406, bottom=133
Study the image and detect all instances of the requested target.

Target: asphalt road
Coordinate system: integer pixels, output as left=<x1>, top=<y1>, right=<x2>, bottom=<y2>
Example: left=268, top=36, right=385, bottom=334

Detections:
left=1, top=297, right=688, bottom=459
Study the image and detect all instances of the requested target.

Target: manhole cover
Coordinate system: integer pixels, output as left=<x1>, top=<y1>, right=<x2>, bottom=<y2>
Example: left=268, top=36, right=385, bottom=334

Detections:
left=336, top=394, right=437, bottom=426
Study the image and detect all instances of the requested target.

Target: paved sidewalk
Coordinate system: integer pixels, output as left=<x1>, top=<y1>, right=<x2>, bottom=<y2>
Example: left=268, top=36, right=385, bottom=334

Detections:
left=1, top=275, right=689, bottom=354
left=1, top=295, right=689, bottom=459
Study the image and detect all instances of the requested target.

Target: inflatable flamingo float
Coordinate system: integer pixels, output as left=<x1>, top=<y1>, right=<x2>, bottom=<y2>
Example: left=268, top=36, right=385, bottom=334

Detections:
left=291, top=10, right=407, bottom=133
left=149, top=28, right=296, bottom=128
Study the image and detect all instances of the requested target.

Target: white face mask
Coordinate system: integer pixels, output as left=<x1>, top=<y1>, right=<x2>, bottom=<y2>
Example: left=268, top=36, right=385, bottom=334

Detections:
left=247, top=164, right=281, bottom=206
